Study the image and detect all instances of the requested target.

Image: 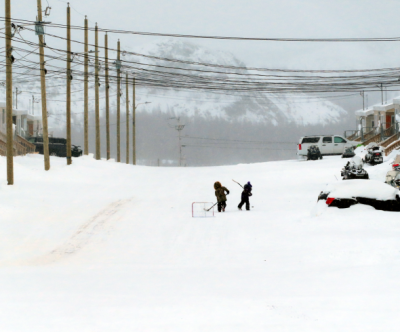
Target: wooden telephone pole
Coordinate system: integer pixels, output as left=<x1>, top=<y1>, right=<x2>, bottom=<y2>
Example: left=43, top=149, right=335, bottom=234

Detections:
left=5, top=0, right=13, bottom=184
left=105, top=33, right=110, bottom=160
left=83, top=16, right=89, bottom=155
left=116, top=40, right=121, bottom=162
left=132, top=77, right=136, bottom=165
left=125, top=73, right=129, bottom=164
left=66, top=3, right=72, bottom=165
left=37, top=0, right=50, bottom=171
left=95, top=23, right=100, bottom=160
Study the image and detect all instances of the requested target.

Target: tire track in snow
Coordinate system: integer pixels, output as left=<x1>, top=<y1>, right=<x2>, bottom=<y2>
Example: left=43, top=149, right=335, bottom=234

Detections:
left=34, top=198, right=133, bottom=264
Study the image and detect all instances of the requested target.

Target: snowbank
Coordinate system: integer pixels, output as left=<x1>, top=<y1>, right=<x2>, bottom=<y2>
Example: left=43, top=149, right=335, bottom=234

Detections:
left=324, top=179, right=399, bottom=201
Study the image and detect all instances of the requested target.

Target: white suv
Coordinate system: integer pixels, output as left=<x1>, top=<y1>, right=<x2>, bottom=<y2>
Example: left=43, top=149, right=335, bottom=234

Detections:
left=297, top=135, right=357, bottom=159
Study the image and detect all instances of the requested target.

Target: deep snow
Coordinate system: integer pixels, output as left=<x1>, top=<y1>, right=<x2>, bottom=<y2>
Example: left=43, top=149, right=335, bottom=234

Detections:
left=1, top=152, right=400, bottom=331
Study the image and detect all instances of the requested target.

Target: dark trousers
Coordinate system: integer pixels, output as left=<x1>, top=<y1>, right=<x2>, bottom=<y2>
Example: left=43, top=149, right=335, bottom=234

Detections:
left=238, top=197, right=250, bottom=210
left=218, top=201, right=226, bottom=212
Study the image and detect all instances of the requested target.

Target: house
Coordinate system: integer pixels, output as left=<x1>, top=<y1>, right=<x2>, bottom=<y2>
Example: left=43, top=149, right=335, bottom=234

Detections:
left=349, top=97, right=400, bottom=156
left=0, top=101, right=39, bottom=156
left=0, top=101, right=43, bottom=137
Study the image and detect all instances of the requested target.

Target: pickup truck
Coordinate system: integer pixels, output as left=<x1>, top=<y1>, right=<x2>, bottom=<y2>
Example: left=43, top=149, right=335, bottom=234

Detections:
left=297, top=135, right=357, bottom=159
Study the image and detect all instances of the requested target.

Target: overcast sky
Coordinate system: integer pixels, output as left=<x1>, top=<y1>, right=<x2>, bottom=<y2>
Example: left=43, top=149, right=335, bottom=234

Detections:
left=3, top=0, right=400, bottom=70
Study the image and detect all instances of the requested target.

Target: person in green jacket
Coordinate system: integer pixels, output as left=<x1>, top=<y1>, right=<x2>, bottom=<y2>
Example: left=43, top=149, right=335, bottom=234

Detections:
left=214, top=181, right=230, bottom=212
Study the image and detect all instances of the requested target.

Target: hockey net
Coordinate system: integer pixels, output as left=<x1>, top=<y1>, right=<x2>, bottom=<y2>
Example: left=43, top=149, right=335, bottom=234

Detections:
left=192, top=202, right=215, bottom=218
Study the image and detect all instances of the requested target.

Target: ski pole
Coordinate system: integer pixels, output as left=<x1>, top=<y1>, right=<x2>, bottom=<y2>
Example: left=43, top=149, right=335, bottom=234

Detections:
left=204, top=202, right=218, bottom=211
left=232, top=179, right=244, bottom=188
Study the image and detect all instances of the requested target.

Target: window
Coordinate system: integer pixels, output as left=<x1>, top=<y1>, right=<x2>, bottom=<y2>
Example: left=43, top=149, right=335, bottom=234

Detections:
left=323, top=137, right=332, bottom=143
left=302, top=137, right=320, bottom=144
left=334, top=137, right=347, bottom=143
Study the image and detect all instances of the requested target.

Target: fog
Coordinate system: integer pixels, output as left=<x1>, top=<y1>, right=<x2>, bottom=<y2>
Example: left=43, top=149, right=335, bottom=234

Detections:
left=3, top=0, right=400, bottom=166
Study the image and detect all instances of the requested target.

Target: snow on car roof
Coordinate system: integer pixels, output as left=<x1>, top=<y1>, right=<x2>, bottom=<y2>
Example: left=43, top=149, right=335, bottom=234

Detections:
left=324, top=180, right=399, bottom=201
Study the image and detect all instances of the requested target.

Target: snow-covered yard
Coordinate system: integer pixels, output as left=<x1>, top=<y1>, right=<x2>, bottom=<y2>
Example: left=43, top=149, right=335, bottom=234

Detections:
left=1, top=152, right=400, bottom=331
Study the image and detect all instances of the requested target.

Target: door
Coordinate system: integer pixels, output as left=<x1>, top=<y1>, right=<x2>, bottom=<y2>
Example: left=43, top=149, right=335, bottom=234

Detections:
left=321, top=136, right=334, bottom=154
left=386, top=115, right=392, bottom=129
left=333, top=136, right=348, bottom=154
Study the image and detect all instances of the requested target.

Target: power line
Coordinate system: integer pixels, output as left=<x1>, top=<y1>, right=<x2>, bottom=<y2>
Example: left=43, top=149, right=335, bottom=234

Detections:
left=4, top=17, right=400, bottom=43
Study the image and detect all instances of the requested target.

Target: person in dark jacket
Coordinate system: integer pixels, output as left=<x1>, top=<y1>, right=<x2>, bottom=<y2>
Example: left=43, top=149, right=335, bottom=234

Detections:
left=238, top=181, right=252, bottom=211
left=214, top=181, right=230, bottom=212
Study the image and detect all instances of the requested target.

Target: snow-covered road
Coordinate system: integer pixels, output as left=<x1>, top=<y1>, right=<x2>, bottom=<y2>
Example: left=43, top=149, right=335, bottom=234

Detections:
left=1, top=153, right=400, bottom=331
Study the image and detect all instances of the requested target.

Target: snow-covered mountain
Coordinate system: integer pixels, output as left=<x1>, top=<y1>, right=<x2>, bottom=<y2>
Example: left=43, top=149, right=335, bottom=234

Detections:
left=129, top=40, right=347, bottom=126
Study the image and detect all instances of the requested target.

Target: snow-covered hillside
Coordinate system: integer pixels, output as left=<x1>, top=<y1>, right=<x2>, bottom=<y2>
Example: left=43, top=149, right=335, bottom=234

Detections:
left=130, top=40, right=348, bottom=126
left=1, top=152, right=400, bottom=331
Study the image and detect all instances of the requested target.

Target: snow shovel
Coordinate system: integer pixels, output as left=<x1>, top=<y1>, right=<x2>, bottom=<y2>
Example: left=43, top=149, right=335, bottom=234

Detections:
left=204, top=202, right=218, bottom=211
left=232, top=179, right=244, bottom=188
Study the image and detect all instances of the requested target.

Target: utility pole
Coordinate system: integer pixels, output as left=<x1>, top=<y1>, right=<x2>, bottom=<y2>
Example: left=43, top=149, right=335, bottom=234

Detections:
left=5, top=0, right=13, bottom=184
left=385, top=86, right=388, bottom=104
left=83, top=16, right=89, bottom=155
left=178, top=118, right=184, bottom=166
left=381, top=83, right=383, bottom=105
left=66, top=3, right=72, bottom=165
left=95, top=23, right=100, bottom=160
left=116, top=40, right=121, bottom=162
left=172, top=117, right=185, bottom=166
left=125, top=72, right=129, bottom=164
left=37, top=0, right=50, bottom=171
left=105, top=33, right=110, bottom=160
left=132, top=77, right=136, bottom=165
left=360, top=90, right=364, bottom=110
left=15, top=87, right=21, bottom=109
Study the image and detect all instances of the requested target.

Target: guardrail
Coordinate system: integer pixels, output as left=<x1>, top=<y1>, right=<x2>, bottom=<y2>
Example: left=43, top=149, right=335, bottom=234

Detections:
left=385, top=140, right=400, bottom=156
left=381, top=133, right=399, bottom=149
left=0, top=131, right=36, bottom=156
left=346, top=123, right=399, bottom=144
left=344, top=130, right=360, bottom=140
left=15, top=135, right=36, bottom=154
left=363, top=133, right=382, bottom=146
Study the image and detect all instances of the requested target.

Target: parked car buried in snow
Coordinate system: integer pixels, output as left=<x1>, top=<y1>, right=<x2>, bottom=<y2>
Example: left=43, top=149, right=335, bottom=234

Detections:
left=317, top=180, right=400, bottom=211
left=28, top=137, right=83, bottom=157
left=341, top=156, right=369, bottom=180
